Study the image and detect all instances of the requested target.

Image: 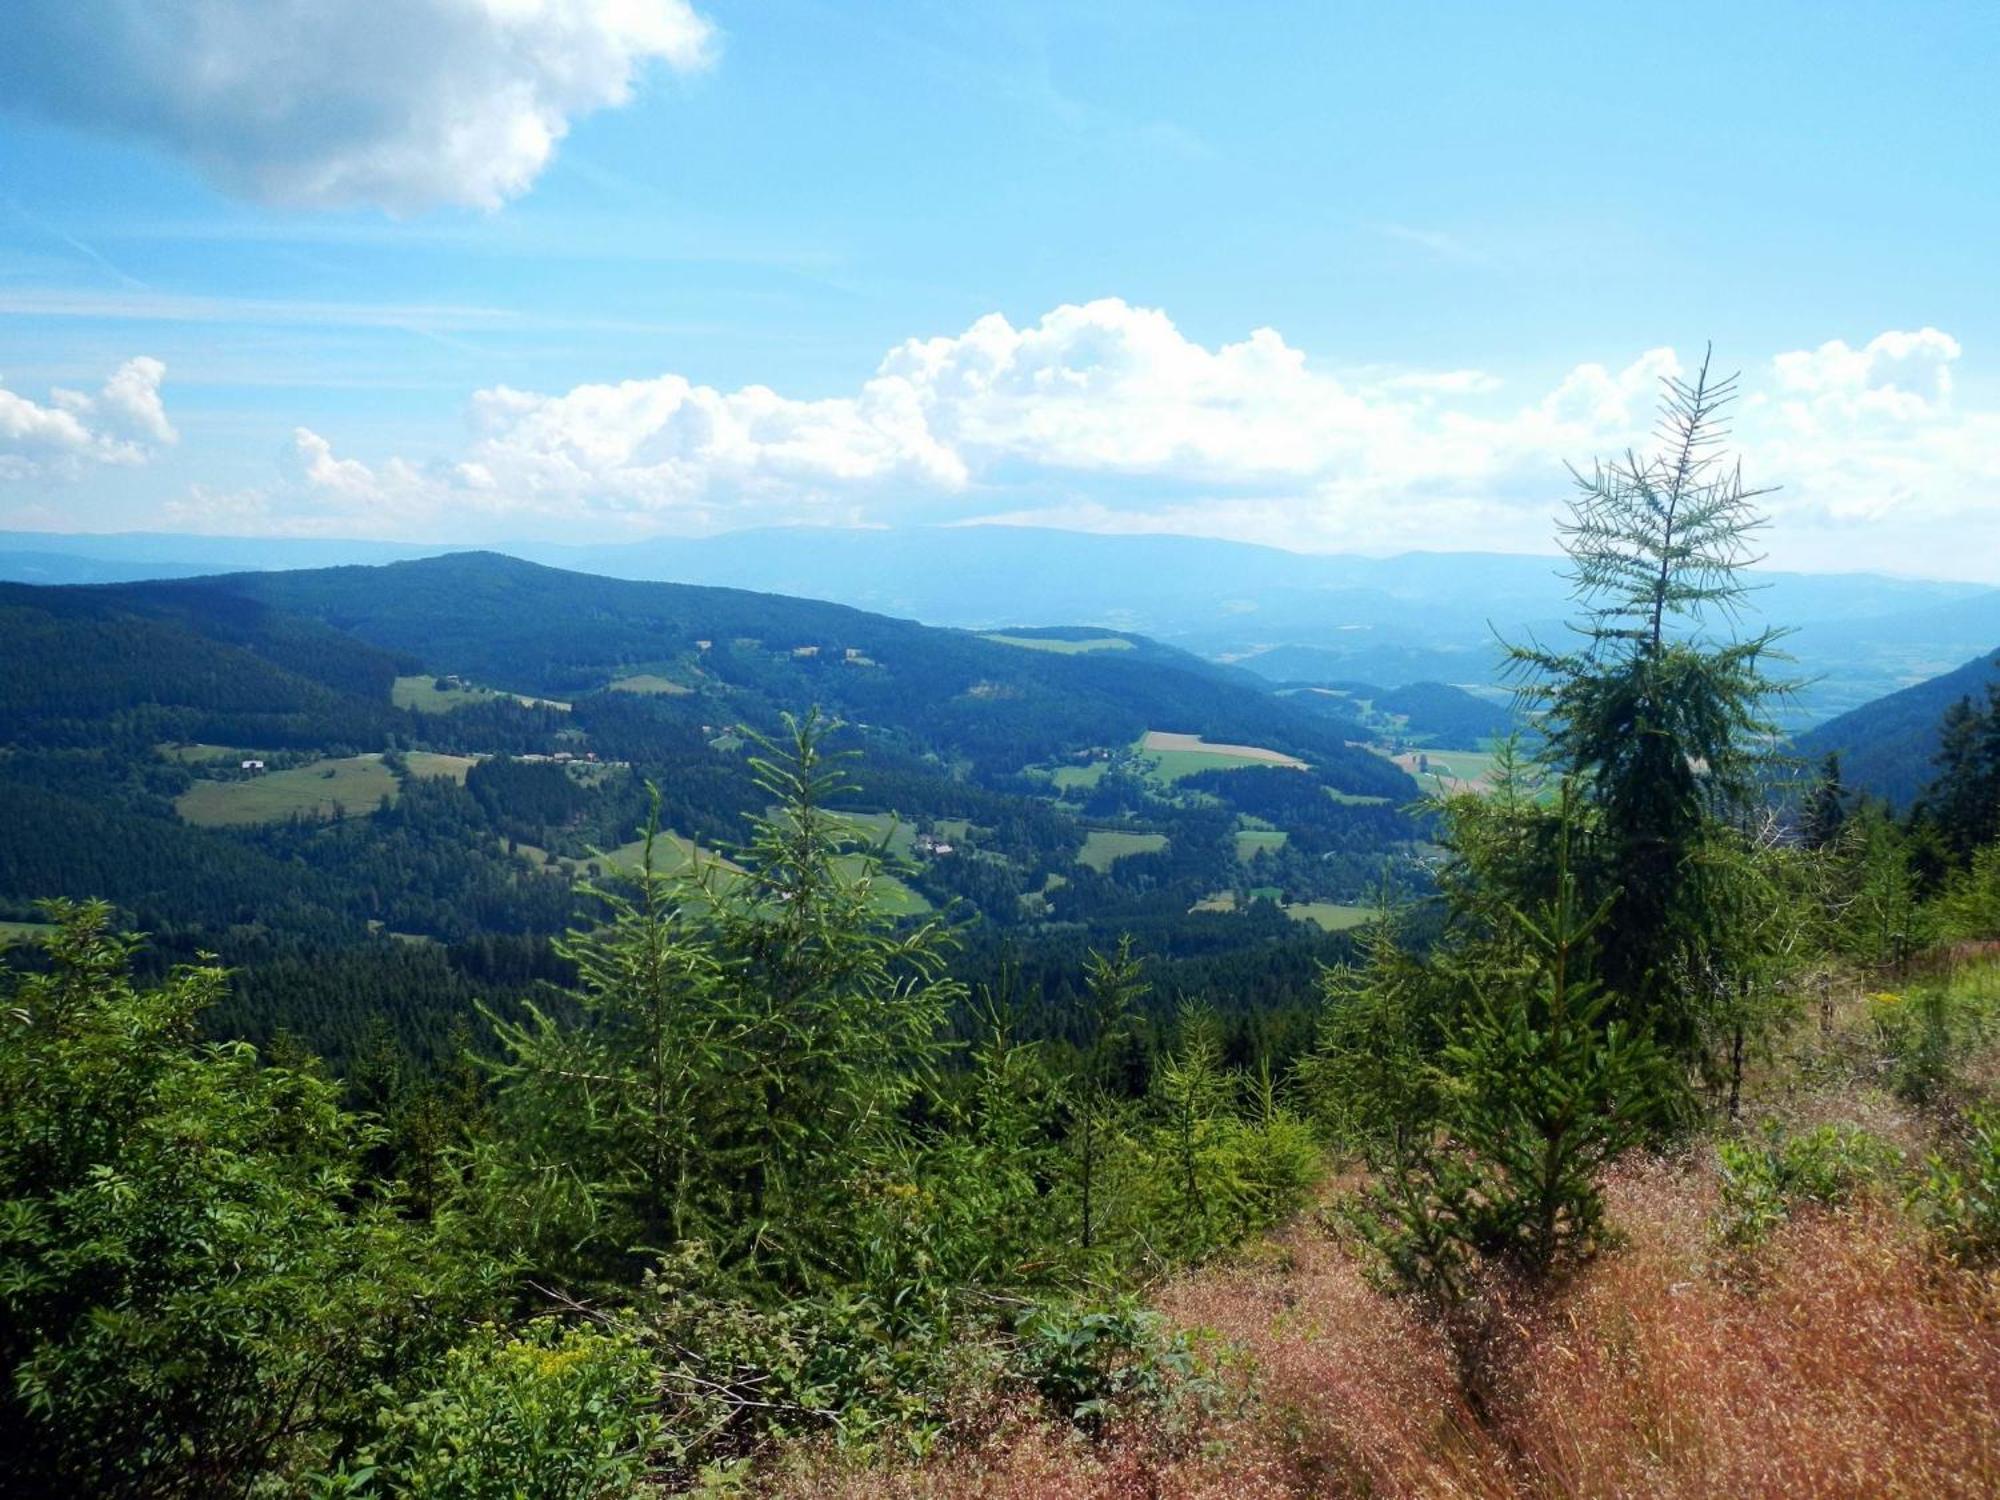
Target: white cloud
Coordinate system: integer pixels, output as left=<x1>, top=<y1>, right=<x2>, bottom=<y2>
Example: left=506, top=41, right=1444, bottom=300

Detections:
left=0, top=357, right=176, bottom=478
left=0, top=0, right=715, bottom=212
left=227, top=301, right=2000, bottom=570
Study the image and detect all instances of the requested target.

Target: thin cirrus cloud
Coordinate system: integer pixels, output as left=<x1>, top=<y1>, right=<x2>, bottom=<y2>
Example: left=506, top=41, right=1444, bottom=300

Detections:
left=0, top=0, right=716, bottom=213
left=203, top=298, right=1996, bottom=565
left=0, top=357, right=176, bottom=479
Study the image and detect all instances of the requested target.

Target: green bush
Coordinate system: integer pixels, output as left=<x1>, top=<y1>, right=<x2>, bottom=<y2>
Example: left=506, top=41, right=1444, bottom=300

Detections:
left=338, top=1322, right=660, bottom=1499
left=1912, top=1107, right=2000, bottom=1264
left=0, top=903, right=499, bottom=1499
left=1008, top=1298, right=1213, bottom=1430
left=1717, top=1124, right=1893, bottom=1246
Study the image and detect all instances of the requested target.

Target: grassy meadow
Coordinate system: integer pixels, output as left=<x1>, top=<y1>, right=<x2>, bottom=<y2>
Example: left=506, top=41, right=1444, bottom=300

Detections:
left=607, top=672, right=692, bottom=696
left=177, top=755, right=402, bottom=826
left=1137, top=730, right=1308, bottom=782
left=392, top=675, right=570, bottom=713
left=979, top=633, right=1134, bottom=654
left=1233, top=827, right=1288, bottom=859
left=1078, top=829, right=1168, bottom=872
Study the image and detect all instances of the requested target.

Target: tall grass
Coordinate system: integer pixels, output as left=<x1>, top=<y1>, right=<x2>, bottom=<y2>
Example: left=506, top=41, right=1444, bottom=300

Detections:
left=771, top=1157, right=1998, bottom=1498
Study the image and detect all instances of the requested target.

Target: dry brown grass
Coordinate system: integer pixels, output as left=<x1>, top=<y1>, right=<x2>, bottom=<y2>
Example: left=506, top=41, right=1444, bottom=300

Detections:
left=765, top=1158, right=1999, bottom=1500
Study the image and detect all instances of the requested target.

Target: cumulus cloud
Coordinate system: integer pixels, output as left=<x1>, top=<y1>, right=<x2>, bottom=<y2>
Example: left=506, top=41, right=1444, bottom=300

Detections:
left=233, top=300, right=2000, bottom=566
left=0, top=358, right=176, bottom=479
left=0, top=0, right=715, bottom=212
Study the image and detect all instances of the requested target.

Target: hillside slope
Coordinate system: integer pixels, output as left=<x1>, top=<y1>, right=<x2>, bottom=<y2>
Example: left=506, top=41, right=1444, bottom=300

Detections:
left=1797, top=649, right=2000, bottom=805
left=151, top=552, right=1410, bottom=794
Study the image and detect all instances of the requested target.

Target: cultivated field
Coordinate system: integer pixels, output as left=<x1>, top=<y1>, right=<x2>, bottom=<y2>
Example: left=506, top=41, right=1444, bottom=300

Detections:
left=1189, top=889, right=1373, bottom=932
left=608, top=673, right=692, bottom=696
left=1234, top=828, right=1288, bottom=858
left=176, top=755, right=401, bottom=826
left=1389, top=746, right=1504, bottom=791
left=1078, top=829, right=1168, bottom=872
left=1050, top=760, right=1109, bottom=790
left=596, top=832, right=931, bottom=917
left=1138, top=730, right=1307, bottom=781
left=402, top=752, right=478, bottom=783
left=157, top=742, right=256, bottom=764
left=1285, top=901, right=1375, bottom=932
left=979, top=633, right=1134, bottom=654
left=393, top=675, right=571, bottom=713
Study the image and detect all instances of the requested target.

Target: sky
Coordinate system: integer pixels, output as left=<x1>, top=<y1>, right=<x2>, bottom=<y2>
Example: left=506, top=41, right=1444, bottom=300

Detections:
left=1, top=0, right=1996, bottom=578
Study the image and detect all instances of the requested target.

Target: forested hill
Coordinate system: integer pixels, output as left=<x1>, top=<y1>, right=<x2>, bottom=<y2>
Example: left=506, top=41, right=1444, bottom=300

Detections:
left=0, top=554, right=1424, bottom=1067
left=129, top=551, right=1409, bottom=791
left=1796, top=649, right=2000, bottom=805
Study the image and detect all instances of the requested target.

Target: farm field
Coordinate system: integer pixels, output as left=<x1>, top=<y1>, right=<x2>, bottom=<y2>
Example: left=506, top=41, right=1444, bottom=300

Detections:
left=597, top=834, right=745, bottom=881
left=157, top=742, right=254, bottom=764
left=595, top=833, right=929, bottom=917
left=0, top=919, right=55, bottom=946
left=1388, top=746, right=1504, bottom=791
left=176, top=755, right=400, bottom=827
left=402, top=752, right=478, bottom=783
left=1285, top=901, right=1375, bottom=932
left=393, top=675, right=570, bottom=713
left=393, top=675, right=501, bottom=713
left=1051, top=760, right=1109, bottom=790
left=608, top=673, right=691, bottom=696
left=979, top=633, right=1133, bottom=654
left=1137, top=730, right=1307, bottom=781
left=1188, top=890, right=1372, bottom=932
left=1234, top=828, right=1288, bottom=859
left=829, top=810, right=918, bottom=859
left=1078, top=829, right=1167, bottom=872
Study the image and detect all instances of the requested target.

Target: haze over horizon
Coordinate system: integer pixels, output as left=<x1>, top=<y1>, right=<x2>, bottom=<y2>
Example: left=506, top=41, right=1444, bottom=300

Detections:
left=3, top=2, right=1997, bottom=578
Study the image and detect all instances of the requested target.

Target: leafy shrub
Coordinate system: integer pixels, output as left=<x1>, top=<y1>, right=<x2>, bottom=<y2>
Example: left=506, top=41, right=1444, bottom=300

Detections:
left=336, top=1322, right=660, bottom=1500
left=1008, top=1298, right=1215, bottom=1430
left=1717, top=1124, right=1893, bottom=1245
left=0, top=903, right=499, bottom=1500
left=1912, top=1106, right=2000, bottom=1264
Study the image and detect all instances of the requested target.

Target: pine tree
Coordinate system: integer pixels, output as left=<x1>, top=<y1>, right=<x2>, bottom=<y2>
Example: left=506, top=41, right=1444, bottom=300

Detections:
left=1921, top=682, right=2000, bottom=863
left=1506, top=347, right=1785, bottom=1062
left=1802, top=752, right=1848, bottom=850
left=1076, top=936, right=1146, bottom=1250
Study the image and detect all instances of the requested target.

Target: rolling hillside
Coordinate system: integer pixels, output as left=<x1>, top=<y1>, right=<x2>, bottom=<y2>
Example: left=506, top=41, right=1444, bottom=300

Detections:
left=144, top=552, right=1411, bottom=795
left=1796, top=649, right=2000, bottom=806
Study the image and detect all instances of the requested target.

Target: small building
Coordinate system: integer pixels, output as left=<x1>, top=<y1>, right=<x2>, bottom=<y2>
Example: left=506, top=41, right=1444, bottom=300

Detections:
left=792, top=645, right=820, bottom=659
left=240, top=759, right=266, bottom=774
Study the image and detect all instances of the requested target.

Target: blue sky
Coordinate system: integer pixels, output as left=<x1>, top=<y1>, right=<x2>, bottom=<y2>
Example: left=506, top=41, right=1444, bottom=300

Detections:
left=2, top=1, right=1996, bottom=576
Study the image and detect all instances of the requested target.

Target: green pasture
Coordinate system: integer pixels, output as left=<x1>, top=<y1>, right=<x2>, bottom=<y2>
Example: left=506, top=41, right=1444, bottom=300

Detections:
left=1051, top=761, right=1109, bottom=790
left=177, top=755, right=400, bottom=827
left=0, top=919, right=56, bottom=948
left=1078, top=829, right=1168, bottom=872
left=394, top=675, right=569, bottom=713
left=403, top=752, right=478, bottom=783
left=1234, top=828, right=1288, bottom=859
left=608, top=673, right=692, bottom=696
left=1135, top=731, right=1308, bottom=783
left=980, top=633, right=1134, bottom=655
left=1285, top=902, right=1375, bottom=932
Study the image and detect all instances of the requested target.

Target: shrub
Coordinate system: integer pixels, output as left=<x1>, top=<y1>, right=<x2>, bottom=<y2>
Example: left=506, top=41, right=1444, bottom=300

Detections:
left=343, top=1322, right=661, bottom=1499
left=1008, top=1298, right=1214, bottom=1430
left=1912, top=1106, right=2000, bottom=1264
left=1717, top=1123, right=1893, bottom=1245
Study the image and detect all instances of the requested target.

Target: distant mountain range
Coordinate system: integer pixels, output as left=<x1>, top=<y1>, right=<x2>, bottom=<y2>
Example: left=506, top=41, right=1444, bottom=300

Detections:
left=8, top=525, right=1996, bottom=730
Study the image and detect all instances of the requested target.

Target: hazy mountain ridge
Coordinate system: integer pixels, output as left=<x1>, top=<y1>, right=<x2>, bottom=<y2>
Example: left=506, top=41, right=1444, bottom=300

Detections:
left=6, top=526, right=1994, bottom=729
